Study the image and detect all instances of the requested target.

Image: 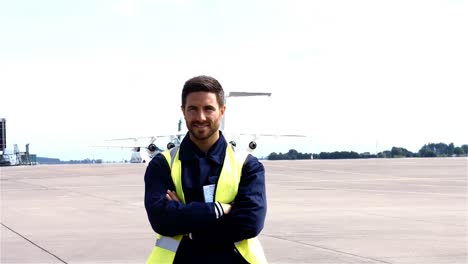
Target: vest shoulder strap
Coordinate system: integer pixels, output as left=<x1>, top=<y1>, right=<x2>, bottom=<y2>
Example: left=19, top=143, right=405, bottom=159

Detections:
left=162, top=146, right=180, bottom=169
left=230, top=144, right=249, bottom=171
left=169, top=146, right=179, bottom=168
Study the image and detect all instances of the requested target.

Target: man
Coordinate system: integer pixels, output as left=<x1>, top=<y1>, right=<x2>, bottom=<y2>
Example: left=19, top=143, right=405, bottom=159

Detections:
left=144, top=75, right=267, bottom=263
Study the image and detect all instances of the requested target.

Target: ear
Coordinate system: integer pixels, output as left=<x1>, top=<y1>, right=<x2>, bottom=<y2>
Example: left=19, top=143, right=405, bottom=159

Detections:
left=180, top=105, right=185, bottom=116
left=220, top=105, right=226, bottom=117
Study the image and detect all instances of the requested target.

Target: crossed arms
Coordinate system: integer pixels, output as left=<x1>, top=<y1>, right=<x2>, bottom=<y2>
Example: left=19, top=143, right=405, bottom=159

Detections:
left=144, top=154, right=267, bottom=244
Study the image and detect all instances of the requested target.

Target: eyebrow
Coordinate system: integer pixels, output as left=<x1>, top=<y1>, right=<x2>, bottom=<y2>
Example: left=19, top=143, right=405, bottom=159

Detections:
left=186, top=104, right=217, bottom=110
left=203, top=105, right=216, bottom=110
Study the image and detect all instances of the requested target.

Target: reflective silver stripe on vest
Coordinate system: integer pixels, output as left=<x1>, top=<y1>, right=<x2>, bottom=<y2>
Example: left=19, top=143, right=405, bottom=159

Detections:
left=155, top=236, right=179, bottom=252
left=169, top=146, right=179, bottom=168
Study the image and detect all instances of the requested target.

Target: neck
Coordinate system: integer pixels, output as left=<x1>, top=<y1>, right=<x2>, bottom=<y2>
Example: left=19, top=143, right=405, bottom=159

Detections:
left=190, top=131, right=220, bottom=153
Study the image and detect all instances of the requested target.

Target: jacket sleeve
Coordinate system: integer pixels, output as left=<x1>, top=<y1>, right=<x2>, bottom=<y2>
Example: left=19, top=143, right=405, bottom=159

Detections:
left=190, top=155, right=267, bottom=244
left=144, top=154, right=221, bottom=236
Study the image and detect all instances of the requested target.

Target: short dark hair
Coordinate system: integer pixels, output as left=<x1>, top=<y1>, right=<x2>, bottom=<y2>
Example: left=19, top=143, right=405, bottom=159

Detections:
left=182, top=75, right=225, bottom=108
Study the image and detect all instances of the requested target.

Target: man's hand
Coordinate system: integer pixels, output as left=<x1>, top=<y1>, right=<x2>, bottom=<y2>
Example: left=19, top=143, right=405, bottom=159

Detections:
left=220, top=203, right=232, bottom=214
left=166, top=190, right=181, bottom=202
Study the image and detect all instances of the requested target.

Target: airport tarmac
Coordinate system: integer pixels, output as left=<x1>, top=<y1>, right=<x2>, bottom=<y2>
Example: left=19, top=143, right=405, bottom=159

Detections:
left=1, top=157, right=467, bottom=264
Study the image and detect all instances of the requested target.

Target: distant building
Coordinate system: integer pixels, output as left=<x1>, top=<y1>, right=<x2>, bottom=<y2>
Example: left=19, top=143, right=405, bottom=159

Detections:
left=0, top=118, right=6, bottom=151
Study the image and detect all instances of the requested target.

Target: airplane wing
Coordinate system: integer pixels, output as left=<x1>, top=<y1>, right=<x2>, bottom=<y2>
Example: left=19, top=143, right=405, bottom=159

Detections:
left=239, top=133, right=306, bottom=138
left=90, top=118, right=187, bottom=163
left=223, top=131, right=307, bottom=152
left=91, top=133, right=186, bottom=156
left=105, top=134, right=185, bottom=142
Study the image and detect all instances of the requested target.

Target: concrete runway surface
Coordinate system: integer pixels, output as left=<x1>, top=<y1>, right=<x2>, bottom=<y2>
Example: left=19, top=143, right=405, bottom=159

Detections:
left=1, top=158, right=467, bottom=264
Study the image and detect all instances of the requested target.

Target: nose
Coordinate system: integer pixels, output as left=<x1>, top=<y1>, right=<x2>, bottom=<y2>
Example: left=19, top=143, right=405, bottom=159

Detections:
left=194, top=109, right=207, bottom=121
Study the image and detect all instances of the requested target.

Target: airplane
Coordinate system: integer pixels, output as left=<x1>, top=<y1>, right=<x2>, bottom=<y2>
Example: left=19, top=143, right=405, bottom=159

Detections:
left=94, top=92, right=305, bottom=163
left=96, top=133, right=184, bottom=163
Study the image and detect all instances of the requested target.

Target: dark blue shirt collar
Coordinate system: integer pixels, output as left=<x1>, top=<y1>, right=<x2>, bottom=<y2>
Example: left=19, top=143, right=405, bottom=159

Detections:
left=179, top=131, right=227, bottom=165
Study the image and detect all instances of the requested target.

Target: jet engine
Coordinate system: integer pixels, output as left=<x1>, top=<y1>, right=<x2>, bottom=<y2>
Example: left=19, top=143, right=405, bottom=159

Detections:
left=167, top=142, right=176, bottom=149
left=147, top=143, right=158, bottom=152
left=248, top=141, right=257, bottom=150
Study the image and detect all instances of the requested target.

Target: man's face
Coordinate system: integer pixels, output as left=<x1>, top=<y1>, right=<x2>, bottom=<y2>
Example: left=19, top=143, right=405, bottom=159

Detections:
left=182, top=91, right=225, bottom=142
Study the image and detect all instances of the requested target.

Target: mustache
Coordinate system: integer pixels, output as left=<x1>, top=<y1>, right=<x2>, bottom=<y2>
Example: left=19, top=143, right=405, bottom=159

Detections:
left=190, top=122, right=210, bottom=126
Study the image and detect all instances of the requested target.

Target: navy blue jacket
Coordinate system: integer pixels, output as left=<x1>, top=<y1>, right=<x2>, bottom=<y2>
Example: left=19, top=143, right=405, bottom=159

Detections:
left=144, top=131, right=267, bottom=263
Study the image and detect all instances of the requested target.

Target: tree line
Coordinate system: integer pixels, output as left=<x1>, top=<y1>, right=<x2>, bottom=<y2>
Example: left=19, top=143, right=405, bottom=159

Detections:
left=267, top=142, right=468, bottom=160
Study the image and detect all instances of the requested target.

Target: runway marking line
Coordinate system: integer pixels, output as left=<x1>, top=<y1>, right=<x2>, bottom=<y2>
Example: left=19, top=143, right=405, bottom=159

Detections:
left=1, top=222, right=68, bottom=264
left=262, top=234, right=392, bottom=263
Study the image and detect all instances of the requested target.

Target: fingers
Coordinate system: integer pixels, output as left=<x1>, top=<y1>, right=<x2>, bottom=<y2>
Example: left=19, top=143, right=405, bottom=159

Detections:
left=166, top=190, right=174, bottom=200
left=166, top=190, right=181, bottom=202
left=220, top=203, right=232, bottom=214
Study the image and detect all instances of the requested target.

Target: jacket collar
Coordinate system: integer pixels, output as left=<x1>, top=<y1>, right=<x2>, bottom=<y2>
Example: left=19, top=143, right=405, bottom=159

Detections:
left=179, top=131, right=226, bottom=165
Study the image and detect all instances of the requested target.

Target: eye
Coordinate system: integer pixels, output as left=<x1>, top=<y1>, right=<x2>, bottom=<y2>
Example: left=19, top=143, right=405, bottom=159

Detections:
left=204, top=106, right=216, bottom=112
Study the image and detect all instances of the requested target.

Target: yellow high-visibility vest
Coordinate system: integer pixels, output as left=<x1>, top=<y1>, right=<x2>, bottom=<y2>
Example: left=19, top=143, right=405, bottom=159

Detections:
left=146, top=144, right=267, bottom=264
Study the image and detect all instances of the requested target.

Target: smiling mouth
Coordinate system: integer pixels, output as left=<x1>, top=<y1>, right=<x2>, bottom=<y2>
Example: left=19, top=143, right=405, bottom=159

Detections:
left=193, top=123, right=209, bottom=129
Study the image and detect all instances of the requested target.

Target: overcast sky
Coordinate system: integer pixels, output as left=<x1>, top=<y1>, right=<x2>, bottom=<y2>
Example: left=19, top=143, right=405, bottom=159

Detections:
left=1, top=0, right=467, bottom=161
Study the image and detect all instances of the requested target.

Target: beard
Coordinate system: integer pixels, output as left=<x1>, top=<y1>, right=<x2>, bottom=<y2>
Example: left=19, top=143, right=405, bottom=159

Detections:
left=187, top=120, right=220, bottom=141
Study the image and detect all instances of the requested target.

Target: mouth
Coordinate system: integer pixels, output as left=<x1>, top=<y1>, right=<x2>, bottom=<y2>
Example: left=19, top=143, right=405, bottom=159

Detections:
left=192, top=123, right=209, bottom=129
